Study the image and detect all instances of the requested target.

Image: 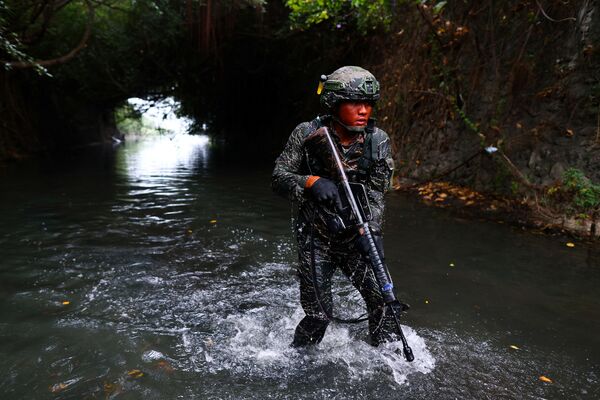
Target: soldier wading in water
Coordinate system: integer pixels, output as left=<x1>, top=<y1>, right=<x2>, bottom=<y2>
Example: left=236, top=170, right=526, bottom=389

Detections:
left=272, top=66, right=408, bottom=347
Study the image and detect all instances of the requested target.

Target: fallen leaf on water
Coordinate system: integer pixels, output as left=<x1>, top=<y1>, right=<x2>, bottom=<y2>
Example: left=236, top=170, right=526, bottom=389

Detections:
left=62, top=301, right=70, bottom=305
left=210, top=220, right=217, bottom=224
left=104, top=382, right=121, bottom=393
left=509, top=345, right=520, bottom=350
left=539, top=375, right=553, bottom=383
left=566, top=242, right=575, bottom=248
left=127, top=369, right=144, bottom=379
left=49, top=383, right=68, bottom=393
left=155, top=360, right=175, bottom=373
left=187, top=229, right=192, bottom=234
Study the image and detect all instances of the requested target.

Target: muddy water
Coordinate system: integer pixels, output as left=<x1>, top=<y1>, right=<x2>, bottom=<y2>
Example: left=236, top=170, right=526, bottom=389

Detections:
left=0, top=135, right=598, bottom=399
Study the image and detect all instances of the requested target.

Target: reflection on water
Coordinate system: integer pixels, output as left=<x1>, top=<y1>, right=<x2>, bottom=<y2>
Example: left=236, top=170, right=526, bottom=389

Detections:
left=0, top=135, right=598, bottom=399
left=123, top=135, right=210, bottom=178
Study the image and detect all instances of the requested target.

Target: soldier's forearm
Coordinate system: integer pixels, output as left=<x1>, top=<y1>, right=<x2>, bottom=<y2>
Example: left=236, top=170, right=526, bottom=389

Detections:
left=271, top=167, right=309, bottom=202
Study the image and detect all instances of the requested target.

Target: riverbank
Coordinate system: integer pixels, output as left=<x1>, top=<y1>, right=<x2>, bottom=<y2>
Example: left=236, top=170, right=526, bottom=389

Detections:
left=395, top=180, right=599, bottom=241
left=369, top=2, right=600, bottom=242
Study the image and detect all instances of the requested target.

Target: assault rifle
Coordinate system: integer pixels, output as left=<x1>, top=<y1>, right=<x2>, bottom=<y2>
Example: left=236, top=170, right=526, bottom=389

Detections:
left=322, top=126, right=415, bottom=362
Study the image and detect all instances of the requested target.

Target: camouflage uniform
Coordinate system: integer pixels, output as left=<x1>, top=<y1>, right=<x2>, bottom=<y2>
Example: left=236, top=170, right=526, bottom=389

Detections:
left=272, top=114, right=399, bottom=346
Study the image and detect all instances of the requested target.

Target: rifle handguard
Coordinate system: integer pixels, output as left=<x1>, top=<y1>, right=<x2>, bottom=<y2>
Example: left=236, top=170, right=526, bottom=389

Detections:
left=363, top=225, right=397, bottom=304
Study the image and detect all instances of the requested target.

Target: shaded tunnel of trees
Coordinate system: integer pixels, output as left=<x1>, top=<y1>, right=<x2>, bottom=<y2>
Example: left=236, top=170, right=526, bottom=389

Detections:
left=2, top=0, right=600, bottom=230
left=0, top=0, right=381, bottom=162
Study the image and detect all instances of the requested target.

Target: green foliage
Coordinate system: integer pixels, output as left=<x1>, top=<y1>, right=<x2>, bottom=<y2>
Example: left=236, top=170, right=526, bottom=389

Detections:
left=115, top=102, right=145, bottom=135
left=510, top=180, right=520, bottom=195
left=562, top=168, right=600, bottom=212
left=67, top=1, right=183, bottom=100
left=115, top=102, right=167, bottom=136
left=2, top=0, right=189, bottom=100
left=0, top=0, right=49, bottom=75
left=455, top=104, right=479, bottom=133
left=284, top=0, right=448, bottom=32
left=285, top=0, right=394, bottom=32
left=431, top=0, right=446, bottom=15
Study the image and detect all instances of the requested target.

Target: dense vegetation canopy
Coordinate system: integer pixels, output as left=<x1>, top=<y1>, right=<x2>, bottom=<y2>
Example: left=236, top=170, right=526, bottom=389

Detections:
left=1, top=0, right=599, bottom=225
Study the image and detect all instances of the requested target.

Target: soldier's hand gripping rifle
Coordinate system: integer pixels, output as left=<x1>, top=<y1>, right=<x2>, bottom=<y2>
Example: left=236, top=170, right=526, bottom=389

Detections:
left=322, top=127, right=415, bottom=362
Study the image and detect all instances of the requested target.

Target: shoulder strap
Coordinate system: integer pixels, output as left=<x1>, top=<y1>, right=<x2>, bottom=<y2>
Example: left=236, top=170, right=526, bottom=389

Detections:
left=370, top=128, right=387, bottom=160
left=303, top=115, right=329, bottom=138
left=357, top=119, right=385, bottom=176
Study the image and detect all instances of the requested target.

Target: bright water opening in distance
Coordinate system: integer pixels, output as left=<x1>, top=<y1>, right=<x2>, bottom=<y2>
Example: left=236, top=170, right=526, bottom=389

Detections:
left=127, top=97, right=195, bottom=135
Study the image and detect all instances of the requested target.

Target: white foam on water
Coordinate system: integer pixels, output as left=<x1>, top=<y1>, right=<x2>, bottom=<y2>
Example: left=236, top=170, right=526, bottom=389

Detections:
left=214, top=305, right=435, bottom=386
left=72, top=242, right=436, bottom=388
left=182, top=262, right=436, bottom=387
left=142, top=350, right=165, bottom=362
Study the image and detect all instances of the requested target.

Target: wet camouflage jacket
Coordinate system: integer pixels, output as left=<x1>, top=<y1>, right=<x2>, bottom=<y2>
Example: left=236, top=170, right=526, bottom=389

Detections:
left=272, top=115, right=394, bottom=239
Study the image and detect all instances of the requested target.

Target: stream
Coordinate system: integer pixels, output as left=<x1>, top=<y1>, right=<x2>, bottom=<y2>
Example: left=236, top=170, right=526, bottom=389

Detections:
left=0, top=134, right=599, bottom=399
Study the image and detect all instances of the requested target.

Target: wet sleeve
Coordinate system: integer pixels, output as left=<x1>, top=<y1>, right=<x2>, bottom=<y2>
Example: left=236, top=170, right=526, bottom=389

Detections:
left=271, top=123, right=311, bottom=202
left=367, top=130, right=394, bottom=234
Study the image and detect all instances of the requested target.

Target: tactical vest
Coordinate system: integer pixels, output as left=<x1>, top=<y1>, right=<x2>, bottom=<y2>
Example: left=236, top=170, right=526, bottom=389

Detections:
left=304, top=115, right=387, bottom=183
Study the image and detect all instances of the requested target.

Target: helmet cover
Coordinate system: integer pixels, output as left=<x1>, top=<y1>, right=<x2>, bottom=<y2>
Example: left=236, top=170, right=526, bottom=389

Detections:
left=319, top=66, right=380, bottom=112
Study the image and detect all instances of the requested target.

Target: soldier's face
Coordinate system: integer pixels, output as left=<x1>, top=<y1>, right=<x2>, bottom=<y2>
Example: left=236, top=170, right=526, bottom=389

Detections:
left=337, top=101, right=373, bottom=128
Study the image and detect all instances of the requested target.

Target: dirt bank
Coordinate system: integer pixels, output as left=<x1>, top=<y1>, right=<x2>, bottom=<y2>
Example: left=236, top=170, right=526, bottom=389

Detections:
left=395, top=180, right=599, bottom=240
left=368, top=1, right=600, bottom=237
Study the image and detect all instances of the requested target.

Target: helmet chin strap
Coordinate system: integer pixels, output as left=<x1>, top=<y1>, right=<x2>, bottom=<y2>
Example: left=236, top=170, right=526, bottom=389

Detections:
left=332, top=116, right=366, bottom=133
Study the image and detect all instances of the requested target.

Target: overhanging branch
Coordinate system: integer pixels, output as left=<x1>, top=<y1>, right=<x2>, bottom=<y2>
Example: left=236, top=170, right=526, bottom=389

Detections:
left=2, top=0, right=94, bottom=69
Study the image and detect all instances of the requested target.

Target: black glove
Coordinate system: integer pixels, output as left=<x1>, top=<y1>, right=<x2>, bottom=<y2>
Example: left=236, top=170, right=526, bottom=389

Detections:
left=354, top=231, right=384, bottom=260
left=308, top=178, right=343, bottom=212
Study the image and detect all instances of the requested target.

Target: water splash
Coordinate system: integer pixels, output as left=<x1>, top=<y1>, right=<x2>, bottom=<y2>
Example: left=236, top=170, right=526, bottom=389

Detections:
left=216, top=299, right=435, bottom=386
left=119, top=259, right=436, bottom=387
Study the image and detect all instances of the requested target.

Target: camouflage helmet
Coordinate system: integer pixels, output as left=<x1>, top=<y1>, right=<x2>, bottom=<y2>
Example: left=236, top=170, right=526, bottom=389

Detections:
left=319, top=66, right=380, bottom=111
